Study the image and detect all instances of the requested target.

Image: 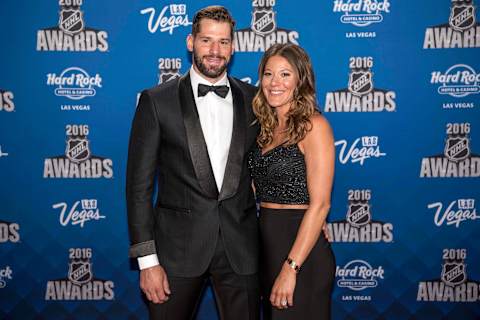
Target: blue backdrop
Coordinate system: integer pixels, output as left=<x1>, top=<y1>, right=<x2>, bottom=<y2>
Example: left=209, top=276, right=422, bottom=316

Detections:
left=1, top=0, right=479, bottom=319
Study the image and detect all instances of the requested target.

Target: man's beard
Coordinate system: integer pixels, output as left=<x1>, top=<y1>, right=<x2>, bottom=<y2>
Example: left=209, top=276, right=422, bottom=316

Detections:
left=193, top=49, right=229, bottom=79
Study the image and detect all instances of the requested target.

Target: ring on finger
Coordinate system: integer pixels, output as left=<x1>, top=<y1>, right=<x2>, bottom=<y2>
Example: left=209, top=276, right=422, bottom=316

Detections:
left=281, top=299, right=288, bottom=307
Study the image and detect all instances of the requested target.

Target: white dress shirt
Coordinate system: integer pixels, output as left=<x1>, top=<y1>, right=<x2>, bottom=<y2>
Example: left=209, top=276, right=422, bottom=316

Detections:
left=138, top=67, right=234, bottom=270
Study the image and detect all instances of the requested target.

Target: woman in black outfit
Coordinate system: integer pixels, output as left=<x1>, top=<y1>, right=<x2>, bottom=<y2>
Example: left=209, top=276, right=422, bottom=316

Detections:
left=248, top=43, right=336, bottom=320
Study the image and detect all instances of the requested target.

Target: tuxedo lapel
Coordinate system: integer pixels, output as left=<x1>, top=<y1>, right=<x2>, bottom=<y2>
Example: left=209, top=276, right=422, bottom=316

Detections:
left=219, top=77, right=247, bottom=201
left=178, top=73, right=219, bottom=199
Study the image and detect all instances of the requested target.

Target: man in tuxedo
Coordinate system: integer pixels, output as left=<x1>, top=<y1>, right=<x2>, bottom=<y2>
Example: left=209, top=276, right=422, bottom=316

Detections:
left=126, top=6, right=259, bottom=320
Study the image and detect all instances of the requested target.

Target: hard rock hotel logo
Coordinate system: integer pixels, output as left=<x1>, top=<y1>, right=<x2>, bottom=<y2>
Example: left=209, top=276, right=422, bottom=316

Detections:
left=46, top=67, right=102, bottom=111
left=336, top=259, right=385, bottom=301
left=327, top=189, right=393, bottom=242
left=420, top=122, right=480, bottom=178
left=43, top=124, right=113, bottom=179
left=417, top=249, right=480, bottom=302
left=0, top=266, right=13, bottom=288
left=234, top=0, right=299, bottom=52
left=0, top=89, right=15, bottom=112
left=333, top=0, right=391, bottom=26
left=45, top=248, right=114, bottom=300
left=36, top=0, right=109, bottom=52
left=47, top=67, right=102, bottom=100
left=423, top=0, right=480, bottom=49
left=431, top=63, right=478, bottom=110
left=158, top=58, right=182, bottom=84
left=0, top=220, right=20, bottom=243
left=324, top=57, right=396, bottom=112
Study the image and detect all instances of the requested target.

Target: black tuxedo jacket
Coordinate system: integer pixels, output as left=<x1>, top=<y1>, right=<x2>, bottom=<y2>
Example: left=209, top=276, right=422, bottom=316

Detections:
left=126, top=73, right=259, bottom=277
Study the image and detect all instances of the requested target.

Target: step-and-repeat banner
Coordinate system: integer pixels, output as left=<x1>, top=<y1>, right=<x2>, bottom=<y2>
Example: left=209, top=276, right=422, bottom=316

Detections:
left=1, top=0, right=479, bottom=319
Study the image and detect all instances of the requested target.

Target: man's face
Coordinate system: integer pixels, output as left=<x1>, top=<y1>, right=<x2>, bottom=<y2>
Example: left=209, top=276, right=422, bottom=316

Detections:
left=187, top=19, right=234, bottom=83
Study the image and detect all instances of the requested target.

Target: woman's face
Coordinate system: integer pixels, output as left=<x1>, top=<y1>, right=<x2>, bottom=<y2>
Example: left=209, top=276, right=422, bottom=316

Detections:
left=261, top=55, right=299, bottom=110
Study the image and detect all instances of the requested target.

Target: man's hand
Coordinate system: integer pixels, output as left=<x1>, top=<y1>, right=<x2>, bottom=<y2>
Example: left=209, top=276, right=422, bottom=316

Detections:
left=140, top=265, right=171, bottom=304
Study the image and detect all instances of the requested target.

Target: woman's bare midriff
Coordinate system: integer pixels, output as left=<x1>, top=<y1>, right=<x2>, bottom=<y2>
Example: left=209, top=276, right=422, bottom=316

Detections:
left=260, top=202, right=309, bottom=209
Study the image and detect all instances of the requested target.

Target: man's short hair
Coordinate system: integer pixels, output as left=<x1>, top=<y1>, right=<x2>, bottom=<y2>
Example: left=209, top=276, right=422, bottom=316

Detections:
left=192, top=6, right=235, bottom=40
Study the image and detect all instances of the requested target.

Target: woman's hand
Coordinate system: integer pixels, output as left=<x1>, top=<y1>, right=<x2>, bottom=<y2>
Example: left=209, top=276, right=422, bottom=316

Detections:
left=270, top=262, right=297, bottom=309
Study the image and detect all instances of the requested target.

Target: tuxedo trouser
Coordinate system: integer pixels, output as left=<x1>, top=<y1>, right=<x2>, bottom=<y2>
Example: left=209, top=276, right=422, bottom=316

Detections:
left=148, top=234, right=260, bottom=320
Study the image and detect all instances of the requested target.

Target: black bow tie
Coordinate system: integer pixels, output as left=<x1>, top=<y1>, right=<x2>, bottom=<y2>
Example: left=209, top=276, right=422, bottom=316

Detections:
left=197, top=83, right=230, bottom=98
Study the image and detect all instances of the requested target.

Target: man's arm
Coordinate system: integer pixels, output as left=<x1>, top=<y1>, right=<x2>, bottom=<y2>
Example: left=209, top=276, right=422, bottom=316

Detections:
left=126, top=90, right=160, bottom=257
left=126, top=90, right=170, bottom=303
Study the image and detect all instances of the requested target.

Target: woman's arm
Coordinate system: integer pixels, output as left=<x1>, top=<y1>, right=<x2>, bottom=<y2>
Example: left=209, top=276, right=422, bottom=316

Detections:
left=270, top=113, right=335, bottom=309
left=286, top=113, right=334, bottom=268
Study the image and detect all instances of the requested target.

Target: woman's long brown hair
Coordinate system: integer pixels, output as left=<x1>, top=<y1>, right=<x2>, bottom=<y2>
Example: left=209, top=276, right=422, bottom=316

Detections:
left=252, top=43, right=318, bottom=148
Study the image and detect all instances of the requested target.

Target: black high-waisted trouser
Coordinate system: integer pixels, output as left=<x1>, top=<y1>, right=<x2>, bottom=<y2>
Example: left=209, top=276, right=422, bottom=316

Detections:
left=259, top=207, right=336, bottom=320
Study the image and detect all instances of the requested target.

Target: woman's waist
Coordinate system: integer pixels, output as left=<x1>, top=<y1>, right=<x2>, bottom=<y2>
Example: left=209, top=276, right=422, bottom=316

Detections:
left=259, top=204, right=308, bottom=220
left=260, top=201, right=309, bottom=210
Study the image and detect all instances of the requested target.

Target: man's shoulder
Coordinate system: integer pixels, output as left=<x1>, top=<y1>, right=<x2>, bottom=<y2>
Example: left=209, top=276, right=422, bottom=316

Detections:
left=229, top=76, right=257, bottom=96
left=142, top=77, right=181, bottom=99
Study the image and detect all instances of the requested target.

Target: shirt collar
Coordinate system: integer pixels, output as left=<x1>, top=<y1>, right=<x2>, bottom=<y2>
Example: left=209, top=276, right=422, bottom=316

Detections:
left=190, top=66, right=229, bottom=98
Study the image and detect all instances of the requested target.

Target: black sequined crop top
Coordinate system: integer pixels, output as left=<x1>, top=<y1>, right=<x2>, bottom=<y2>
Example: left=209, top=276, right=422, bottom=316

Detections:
left=247, top=143, right=309, bottom=204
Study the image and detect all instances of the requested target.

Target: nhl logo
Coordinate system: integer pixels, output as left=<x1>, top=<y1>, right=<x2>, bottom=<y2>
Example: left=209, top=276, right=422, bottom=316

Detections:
left=348, top=71, right=373, bottom=96
left=251, top=9, right=276, bottom=35
left=66, top=138, right=90, bottom=163
left=159, top=71, right=180, bottom=84
left=441, top=262, right=467, bottom=286
left=59, top=9, right=84, bottom=35
left=346, top=203, right=371, bottom=227
left=449, top=4, right=476, bottom=31
left=68, top=261, right=92, bottom=285
left=444, top=136, right=470, bottom=162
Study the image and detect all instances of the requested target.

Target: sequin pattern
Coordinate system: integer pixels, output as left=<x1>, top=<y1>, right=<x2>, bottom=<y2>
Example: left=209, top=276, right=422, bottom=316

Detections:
left=248, top=143, right=309, bottom=204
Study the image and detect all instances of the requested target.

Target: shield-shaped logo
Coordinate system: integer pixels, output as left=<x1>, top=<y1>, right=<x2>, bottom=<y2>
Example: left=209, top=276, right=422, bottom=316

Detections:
left=59, top=9, right=84, bottom=35
left=444, top=136, right=470, bottom=162
left=441, top=262, right=466, bottom=287
left=66, top=138, right=90, bottom=163
left=68, top=261, right=92, bottom=285
left=158, top=71, right=180, bottom=84
left=251, top=9, right=276, bottom=35
left=449, top=5, right=476, bottom=32
left=348, top=71, right=373, bottom=96
left=346, top=203, right=371, bottom=227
